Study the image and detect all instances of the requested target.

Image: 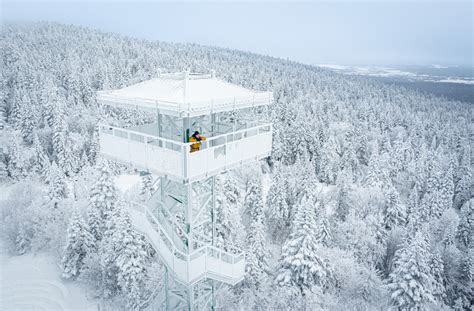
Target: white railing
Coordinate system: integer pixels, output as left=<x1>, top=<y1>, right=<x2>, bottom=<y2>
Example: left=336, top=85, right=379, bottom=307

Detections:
left=130, top=202, right=245, bottom=285
left=99, top=122, right=272, bottom=182
left=97, top=91, right=273, bottom=117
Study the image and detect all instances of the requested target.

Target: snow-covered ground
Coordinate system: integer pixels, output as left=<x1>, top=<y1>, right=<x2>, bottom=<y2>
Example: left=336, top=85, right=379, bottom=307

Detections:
left=0, top=242, right=97, bottom=311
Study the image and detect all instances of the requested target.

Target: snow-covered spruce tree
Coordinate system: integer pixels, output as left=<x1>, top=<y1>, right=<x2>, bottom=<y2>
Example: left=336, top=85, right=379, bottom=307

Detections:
left=453, top=248, right=473, bottom=310
left=215, top=175, right=243, bottom=251
left=18, top=93, right=37, bottom=141
left=32, top=133, right=50, bottom=177
left=61, top=208, right=93, bottom=279
left=318, top=138, right=339, bottom=184
left=88, top=126, right=100, bottom=166
left=52, top=102, right=67, bottom=166
left=266, top=164, right=290, bottom=242
left=429, top=251, right=446, bottom=305
left=334, top=170, right=353, bottom=222
left=456, top=199, right=473, bottom=248
left=87, top=161, right=118, bottom=245
left=116, top=206, right=149, bottom=310
left=98, top=201, right=124, bottom=298
left=15, top=223, right=33, bottom=255
left=244, top=176, right=268, bottom=288
left=383, top=185, right=406, bottom=230
left=364, top=144, right=391, bottom=189
left=140, top=173, right=154, bottom=199
left=387, top=228, right=435, bottom=310
left=439, top=164, right=455, bottom=211
left=406, top=183, right=422, bottom=231
left=78, top=149, right=89, bottom=171
left=276, top=194, right=332, bottom=295
left=47, top=161, right=67, bottom=205
left=453, top=167, right=472, bottom=210
left=40, top=79, right=61, bottom=128
left=316, top=202, right=332, bottom=247
left=6, top=133, right=27, bottom=179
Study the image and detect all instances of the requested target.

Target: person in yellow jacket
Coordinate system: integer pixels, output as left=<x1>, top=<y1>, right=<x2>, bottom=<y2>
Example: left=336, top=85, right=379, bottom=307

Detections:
left=189, top=131, right=206, bottom=152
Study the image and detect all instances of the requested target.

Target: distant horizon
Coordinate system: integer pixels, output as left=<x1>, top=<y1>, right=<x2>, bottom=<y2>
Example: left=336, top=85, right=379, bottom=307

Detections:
left=2, top=1, right=473, bottom=67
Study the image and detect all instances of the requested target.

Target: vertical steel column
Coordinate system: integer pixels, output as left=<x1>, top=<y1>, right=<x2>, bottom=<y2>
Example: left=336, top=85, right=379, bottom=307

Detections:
left=164, top=266, right=169, bottom=310
left=157, top=111, right=162, bottom=138
left=187, top=286, right=194, bottom=311
left=185, top=181, right=193, bottom=254
left=210, top=175, right=217, bottom=310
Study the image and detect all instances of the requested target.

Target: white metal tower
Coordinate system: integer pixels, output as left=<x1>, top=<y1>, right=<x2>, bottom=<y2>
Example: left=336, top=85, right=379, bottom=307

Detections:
left=97, top=71, right=273, bottom=310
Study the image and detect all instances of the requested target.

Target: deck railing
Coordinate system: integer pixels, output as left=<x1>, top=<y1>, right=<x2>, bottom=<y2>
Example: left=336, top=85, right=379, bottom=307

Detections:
left=99, top=122, right=272, bottom=182
left=97, top=91, right=272, bottom=116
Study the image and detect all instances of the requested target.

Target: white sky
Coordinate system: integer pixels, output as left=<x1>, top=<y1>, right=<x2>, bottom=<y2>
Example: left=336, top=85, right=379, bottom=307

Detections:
left=1, top=1, right=473, bottom=66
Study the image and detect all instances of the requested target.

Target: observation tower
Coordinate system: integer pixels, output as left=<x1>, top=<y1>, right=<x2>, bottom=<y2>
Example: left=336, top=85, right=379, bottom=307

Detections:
left=97, top=70, right=273, bottom=310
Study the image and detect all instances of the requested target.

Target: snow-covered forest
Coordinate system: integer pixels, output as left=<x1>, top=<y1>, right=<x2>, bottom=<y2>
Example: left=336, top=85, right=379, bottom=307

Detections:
left=0, top=22, right=472, bottom=310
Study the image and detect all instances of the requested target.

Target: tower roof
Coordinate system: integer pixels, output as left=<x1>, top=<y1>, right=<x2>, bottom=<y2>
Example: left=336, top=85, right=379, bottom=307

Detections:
left=97, top=72, right=273, bottom=117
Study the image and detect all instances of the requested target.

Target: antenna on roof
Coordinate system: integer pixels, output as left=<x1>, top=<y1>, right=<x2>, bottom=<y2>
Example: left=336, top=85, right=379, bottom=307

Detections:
left=184, top=69, right=190, bottom=103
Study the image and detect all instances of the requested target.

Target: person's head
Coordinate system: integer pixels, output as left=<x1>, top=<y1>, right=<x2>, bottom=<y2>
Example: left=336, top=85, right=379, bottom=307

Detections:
left=193, top=131, right=201, bottom=140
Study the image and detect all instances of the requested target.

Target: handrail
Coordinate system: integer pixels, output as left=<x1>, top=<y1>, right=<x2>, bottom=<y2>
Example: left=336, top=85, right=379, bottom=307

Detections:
left=97, top=90, right=272, bottom=113
left=100, top=121, right=272, bottom=153
left=132, top=202, right=244, bottom=264
left=100, top=124, right=182, bottom=147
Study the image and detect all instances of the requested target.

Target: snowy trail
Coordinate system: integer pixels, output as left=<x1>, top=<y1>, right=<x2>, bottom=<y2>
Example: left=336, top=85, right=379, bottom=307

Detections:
left=0, top=240, right=97, bottom=311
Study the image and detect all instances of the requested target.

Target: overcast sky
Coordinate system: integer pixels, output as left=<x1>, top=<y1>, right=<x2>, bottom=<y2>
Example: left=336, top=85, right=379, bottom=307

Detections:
left=1, top=1, right=472, bottom=66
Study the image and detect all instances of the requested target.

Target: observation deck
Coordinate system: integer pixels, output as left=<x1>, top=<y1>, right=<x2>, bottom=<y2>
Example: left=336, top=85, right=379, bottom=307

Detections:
left=99, top=121, right=272, bottom=183
left=97, top=71, right=273, bottom=183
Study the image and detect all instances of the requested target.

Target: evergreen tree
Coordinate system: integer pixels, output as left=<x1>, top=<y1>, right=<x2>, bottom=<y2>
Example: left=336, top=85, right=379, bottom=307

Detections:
left=116, top=206, right=148, bottom=310
left=215, top=175, right=243, bottom=250
left=52, top=103, right=70, bottom=174
left=140, top=174, right=154, bottom=199
left=387, top=229, right=435, bottom=310
left=40, top=79, right=61, bottom=128
left=47, top=161, right=67, bottom=204
left=88, top=126, right=100, bottom=165
left=244, top=176, right=268, bottom=288
left=439, top=165, right=455, bottom=211
left=276, top=194, right=332, bottom=293
left=319, top=138, right=339, bottom=184
left=453, top=168, right=472, bottom=210
left=364, top=144, right=388, bottom=188
left=316, top=203, right=332, bottom=247
left=454, top=248, right=473, bottom=310
left=87, top=161, right=118, bottom=245
left=33, top=133, right=50, bottom=177
left=456, top=199, right=473, bottom=248
left=335, top=173, right=352, bottom=221
left=429, top=252, right=446, bottom=304
left=267, top=165, right=290, bottom=241
left=61, top=208, right=93, bottom=279
left=15, top=224, right=32, bottom=255
left=383, top=186, right=406, bottom=230
left=7, top=133, right=27, bottom=179
left=18, top=93, right=36, bottom=140
left=78, top=148, right=89, bottom=171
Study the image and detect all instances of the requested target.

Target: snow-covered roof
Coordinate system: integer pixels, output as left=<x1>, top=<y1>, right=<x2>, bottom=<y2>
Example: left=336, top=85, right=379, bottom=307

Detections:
left=97, top=72, right=273, bottom=117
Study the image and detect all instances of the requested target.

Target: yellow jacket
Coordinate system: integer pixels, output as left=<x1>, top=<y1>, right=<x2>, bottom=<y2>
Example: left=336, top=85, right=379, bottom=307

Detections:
left=189, top=136, right=206, bottom=152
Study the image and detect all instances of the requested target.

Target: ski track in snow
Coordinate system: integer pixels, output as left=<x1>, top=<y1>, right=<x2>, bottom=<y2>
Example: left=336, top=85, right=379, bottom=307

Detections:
left=0, top=238, right=97, bottom=311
